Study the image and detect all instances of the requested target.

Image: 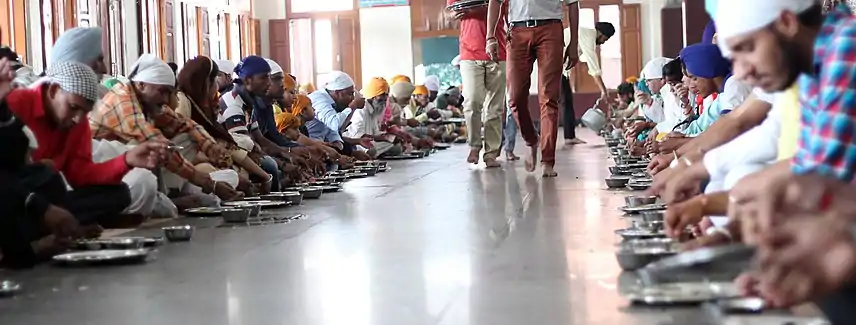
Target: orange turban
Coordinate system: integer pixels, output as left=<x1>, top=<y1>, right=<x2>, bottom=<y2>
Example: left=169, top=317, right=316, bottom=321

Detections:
left=413, top=85, right=429, bottom=96
left=291, top=94, right=311, bottom=117
left=390, top=75, right=411, bottom=85
left=275, top=112, right=301, bottom=133
left=299, top=82, right=315, bottom=94
left=625, top=76, right=639, bottom=84
left=283, top=73, right=296, bottom=91
left=363, top=77, right=390, bottom=99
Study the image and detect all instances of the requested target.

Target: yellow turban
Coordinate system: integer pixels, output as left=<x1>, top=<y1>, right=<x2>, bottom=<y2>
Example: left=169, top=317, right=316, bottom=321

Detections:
left=363, top=77, right=390, bottom=99
left=291, top=94, right=311, bottom=117
left=299, top=82, right=315, bottom=94
left=626, top=76, right=639, bottom=84
left=275, top=112, right=301, bottom=134
left=283, top=73, right=296, bottom=91
left=390, top=75, right=411, bottom=85
left=413, top=85, right=429, bottom=96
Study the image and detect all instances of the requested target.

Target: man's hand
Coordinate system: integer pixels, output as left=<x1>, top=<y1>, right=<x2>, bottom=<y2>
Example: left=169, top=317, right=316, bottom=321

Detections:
left=326, top=141, right=344, bottom=151
left=563, top=44, right=579, bottom=71
left=674, top=83, right=691, bottom=107
left=664, top=195, right=706, bottom=238
left=485, top=37, right=499, bottom=61
left=0, top=58, right=17, bottom=100
left=214, top=182, right=243, bottom=201
left=660, top=163, right=708, bottom=204
left=727, top=162, right=797, bottom=238
left=406, top=118, right=420, bottom=128
left=449, top=9, right=466, bottom=20
left=359, top=137, right=375, bottom=149
left=125, top=140, right=168, bottom=169
left=349, top=95, right=366, bottom=109
left=756, top=216, right=856, bottom=308
left=647, top=154, right=674, bottom=175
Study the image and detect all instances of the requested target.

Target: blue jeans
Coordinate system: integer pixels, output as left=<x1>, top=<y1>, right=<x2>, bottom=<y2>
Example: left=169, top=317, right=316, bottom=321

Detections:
left=503, top=108, right=517, bottom=153
left=259, top=155, right=281, bottom=192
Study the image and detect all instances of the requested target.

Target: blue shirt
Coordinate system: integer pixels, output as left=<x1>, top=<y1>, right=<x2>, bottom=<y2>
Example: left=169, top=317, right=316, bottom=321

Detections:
left=308, top=90, right=344, bottom=132
left=305, top=119, right=343, bottom=143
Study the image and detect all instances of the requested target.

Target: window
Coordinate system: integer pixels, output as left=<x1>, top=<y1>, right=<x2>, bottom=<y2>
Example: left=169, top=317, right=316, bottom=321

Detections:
left=290, top=0, right=352, bottom=13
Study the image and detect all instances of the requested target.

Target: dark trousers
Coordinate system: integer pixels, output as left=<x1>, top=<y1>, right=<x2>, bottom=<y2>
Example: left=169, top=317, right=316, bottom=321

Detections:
left=0, top=165, right=131, bottom=268
left=817, top=285, right=856, bottom=325
left=561, top=75, right=577, bottom=140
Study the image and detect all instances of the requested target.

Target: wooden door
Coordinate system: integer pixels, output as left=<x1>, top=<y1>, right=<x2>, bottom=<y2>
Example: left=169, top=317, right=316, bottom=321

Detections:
left=98, top=0, right=124, bottom=75
left=269, top=19, right=290, bottom=71
left=198, top=7, right=210, bottom=57
left=161, top=0, right=175, bottom=62
left=335, top=16, right=359, bottom=88
left=682, top=0, right=709, bottom=46
left=661, top=5, right=683, bottom=58
left=620, top=4, right=642, bottom=81
left=10, top=0, right=27, bottom=62
left=284, top=14, right=362, bottom=89
left=251, top=18, right=261, bottom=55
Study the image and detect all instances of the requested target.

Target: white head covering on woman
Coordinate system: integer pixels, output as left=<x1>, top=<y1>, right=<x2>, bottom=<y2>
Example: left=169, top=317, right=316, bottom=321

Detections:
left=129, top=54, right=176, bottom=86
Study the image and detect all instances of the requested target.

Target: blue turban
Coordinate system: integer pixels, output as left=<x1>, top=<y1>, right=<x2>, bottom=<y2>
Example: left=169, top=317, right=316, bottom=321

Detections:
left=50, top=27, right=103, bottom=66
left=702, top=21, right=716, bottom=44
left=680, top=43, right=730, bottom=79
left=234, top=56, right=271, bottom=79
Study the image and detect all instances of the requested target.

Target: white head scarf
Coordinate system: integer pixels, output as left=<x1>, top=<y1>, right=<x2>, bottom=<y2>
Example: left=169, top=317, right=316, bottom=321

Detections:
left=424, top=75, right=440, bottom=92
left=641, top=57, right=673, bottom=80
left=714, top=0, right=816, bottom=57
left=215, top=59, right=236, bottom=75
left=129, top=54, right=176, bottom=86
left=265, top=58, right=283, bottom=75
left=323, top=71, right=355, bottom=91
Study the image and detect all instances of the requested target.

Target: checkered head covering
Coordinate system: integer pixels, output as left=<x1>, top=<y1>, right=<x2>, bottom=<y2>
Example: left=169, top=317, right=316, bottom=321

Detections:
left=45, top=61, right=101, bottom=102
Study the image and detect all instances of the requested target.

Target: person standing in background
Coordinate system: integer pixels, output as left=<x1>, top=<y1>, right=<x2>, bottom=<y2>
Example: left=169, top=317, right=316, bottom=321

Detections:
left=449, top=0, right=508, bottom=168
left=487, top=0, right=580, bottom=177
left=561, top=22, right=615, bottom=147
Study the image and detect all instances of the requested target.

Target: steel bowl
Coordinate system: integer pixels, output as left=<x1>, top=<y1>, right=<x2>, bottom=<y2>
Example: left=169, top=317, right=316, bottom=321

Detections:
left=299, top=187, right=323, bottom=199
left=615, top=238, right=677, bottom=271
left=606, top=177, right=630, bottom=189
left=625, top=195, right=658, bottom=207
left=641, top=210, right=665, bottom=222
left=633, top=220, right=665, bottom=232
left=222, top=208, right=251, bottom=223
left=609, top=166, right=630, bottom=175
left=244, top=204, right=261, bottom=217
left=162, top=225, right=194, bottom=241
left=377, top=161, right=388, bottom=169
left=617, top=148, right=629, bottom=156
left=103, top=237, right=146, bottom=250
left=606, top=139, right=620, bottom=147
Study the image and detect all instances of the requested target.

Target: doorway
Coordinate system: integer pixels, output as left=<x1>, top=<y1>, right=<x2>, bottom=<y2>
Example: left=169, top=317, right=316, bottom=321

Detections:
left=285, top=15, right=360, bottom=89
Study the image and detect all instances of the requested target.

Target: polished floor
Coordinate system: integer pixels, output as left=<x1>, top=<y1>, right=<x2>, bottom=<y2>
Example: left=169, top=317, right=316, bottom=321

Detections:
left=0, top=129, right=704, bottom=325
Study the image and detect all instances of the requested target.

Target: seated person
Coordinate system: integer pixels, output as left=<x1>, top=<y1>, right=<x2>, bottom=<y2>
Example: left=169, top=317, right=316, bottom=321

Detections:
left=214, top=59, right=236, bottom=95
left=9, top=62, right=167, bottom=231
left=434, top=86, right=464, bottom=118
left=175, top=56, right=276, bottom=194
left=90, top=54, right=242, bottom=203
left=388, top=82, right=435, bottom=149
left=220, top=56, right=315, bottom=184
left=344, top=77, right=403, bottom=158
left=276, top=94, right=354, bottom=166
left=308, top=70, right=377, bottom=158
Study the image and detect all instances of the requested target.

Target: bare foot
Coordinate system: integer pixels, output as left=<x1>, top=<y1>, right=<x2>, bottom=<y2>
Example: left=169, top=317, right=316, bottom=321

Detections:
left=542, top=164, right=558, bottom=177
left=524, top=145, right=538, bottom=173
left=467, top=148, right=480, bottom=164
left=563, top=138, right=586, bottom=149
left=484, top=157, right=501, bottom=168
left=505, top=152, right=520, bottom=161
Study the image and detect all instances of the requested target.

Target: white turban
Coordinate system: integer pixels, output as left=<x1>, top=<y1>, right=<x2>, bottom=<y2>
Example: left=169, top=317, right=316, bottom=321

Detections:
left=129, top=54, right=176, bottom=86
left=424, top=75, right=440, bottom=92
left=50, top=27, right=103, bottom=66
left=714, top=0, right=816, bottom=57
left=641, top=57, right=673, bottom=80
left=323, top=71, right=355, bottom=91
left=265, top=58, right=283, bottom=75
left=215, top=59, right=235, bottom=75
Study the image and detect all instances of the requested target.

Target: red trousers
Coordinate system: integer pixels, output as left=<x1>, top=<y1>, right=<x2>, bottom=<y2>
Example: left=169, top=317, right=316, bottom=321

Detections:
left=506, top=22, right=564, bottom=166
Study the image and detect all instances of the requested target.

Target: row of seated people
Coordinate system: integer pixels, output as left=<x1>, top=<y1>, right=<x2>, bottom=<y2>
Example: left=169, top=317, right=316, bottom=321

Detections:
left=0, top=26, right=467, bottom=269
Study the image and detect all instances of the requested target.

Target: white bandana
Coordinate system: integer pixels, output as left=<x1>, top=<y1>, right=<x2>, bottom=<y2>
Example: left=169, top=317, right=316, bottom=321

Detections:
left=129, top=54, right=176, bottom=86
left=323, top=71, right=355, bottom=91
left=265, top=58, right=283, bottom=75
left=714, top=0, right=816, bottom=57
left=641, top=57, right=673, bottom=80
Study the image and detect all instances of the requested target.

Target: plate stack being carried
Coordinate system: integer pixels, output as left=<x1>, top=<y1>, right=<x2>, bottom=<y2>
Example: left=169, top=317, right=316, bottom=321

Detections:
left=446, top=0, right=488, bottom=12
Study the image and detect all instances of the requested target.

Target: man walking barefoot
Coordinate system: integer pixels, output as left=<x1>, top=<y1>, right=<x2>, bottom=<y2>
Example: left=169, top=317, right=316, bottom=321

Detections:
left=449, top=0, right=508, bottom=168
left=487, top=0, right=580, bottom=177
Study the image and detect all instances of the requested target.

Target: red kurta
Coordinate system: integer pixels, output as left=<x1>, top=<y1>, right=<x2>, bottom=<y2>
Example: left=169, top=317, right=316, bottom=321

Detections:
left=8, top=86, right=130, bottom=187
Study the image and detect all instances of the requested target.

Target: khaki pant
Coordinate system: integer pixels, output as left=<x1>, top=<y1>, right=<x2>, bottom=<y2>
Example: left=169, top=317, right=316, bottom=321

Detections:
left=461, top=60, right=507, bottom=158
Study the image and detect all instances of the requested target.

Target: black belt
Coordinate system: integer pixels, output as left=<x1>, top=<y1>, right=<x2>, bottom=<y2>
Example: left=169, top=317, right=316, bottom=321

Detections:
left=510, top=19, right=561, bottom=28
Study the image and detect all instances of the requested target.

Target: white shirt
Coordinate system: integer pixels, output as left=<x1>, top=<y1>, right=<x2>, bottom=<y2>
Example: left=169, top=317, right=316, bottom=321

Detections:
left=509, top=0, right=577, bottom=23
left=719, top=77, right=754, bottom=113
left=655, top=84, right=687, bottom=133
left=641, top=96, right=666, bottom=124
left=308, top=90, right=345, bottom=132
left=344, top=101, right=384, bottom=139
left=702, top=93, right=780, bottom=182
left=575, top=27, right=601, bottom=77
